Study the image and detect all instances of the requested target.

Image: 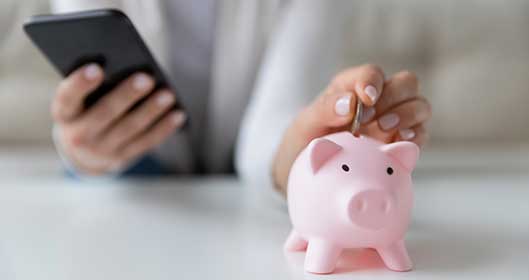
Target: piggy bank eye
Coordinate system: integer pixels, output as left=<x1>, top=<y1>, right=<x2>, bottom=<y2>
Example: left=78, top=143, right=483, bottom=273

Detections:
left=386, top=167, right=394, bottom=175
left=341, top=164, right=350, bottom=172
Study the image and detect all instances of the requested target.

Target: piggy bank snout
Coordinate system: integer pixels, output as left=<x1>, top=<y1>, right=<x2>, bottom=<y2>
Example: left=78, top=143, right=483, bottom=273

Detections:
left=347, top=189, right=395, bottom=230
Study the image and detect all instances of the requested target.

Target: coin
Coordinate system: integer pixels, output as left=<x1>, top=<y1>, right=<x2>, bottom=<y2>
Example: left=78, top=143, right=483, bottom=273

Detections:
left=351, top=99, right=363, bottom=136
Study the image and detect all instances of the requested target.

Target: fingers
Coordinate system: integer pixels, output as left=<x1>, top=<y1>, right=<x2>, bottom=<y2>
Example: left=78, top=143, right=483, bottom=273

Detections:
left=53, top=70, right=183, bottom=176
left=77, top=72, right=155, bottom=140
left=119, top=111, right=186, bottom=162
left=99, top=90, right=176, bottom=152
left=358, top=70, right=431, bottom=146
left=332, top=64, right=385, bottom=106
left=298, top=64, right=386, bottom=136
left=52, top=63, right=104, bottom=123
left=395, top=124, right=429, bottom=147
left=374, top=71, right=419, bottom=117
left=360, top=98, right=430, bottom=145
left=377, top=99, right=431, bottom=132
left=299, top=91, right=357, bottom=135
left=58, top=107, right=184, bottom=176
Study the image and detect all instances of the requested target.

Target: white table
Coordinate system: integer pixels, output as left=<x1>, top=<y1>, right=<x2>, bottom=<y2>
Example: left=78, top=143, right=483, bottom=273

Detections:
left=0, top=147, right=528, bottom=280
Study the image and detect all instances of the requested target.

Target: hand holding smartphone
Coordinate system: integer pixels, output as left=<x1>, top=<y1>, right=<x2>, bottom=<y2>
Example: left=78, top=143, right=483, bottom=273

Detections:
left=23, top=9, right=187, bottom=175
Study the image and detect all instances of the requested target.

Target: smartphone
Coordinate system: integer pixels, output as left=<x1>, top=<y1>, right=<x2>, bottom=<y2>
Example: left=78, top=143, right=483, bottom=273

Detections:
left=23, top=9, right=184, bottom=111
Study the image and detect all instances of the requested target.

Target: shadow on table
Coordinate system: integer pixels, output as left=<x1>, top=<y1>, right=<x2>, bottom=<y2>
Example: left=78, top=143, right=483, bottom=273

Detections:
left=284, top=223, right=513, bottom=278
left=407, top=224, right=501, bottom=273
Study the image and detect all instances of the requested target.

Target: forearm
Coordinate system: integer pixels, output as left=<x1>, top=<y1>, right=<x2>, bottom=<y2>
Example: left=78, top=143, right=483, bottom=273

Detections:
left=236, top=1, right=351, bottom=199
left=271, top=111, right=313, bottom=195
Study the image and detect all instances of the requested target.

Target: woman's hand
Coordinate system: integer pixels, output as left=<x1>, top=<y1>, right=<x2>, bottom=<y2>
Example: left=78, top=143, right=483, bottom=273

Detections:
left=272, top=64, right=431, bottom=195
left=52, top=63, right=186, bottom=175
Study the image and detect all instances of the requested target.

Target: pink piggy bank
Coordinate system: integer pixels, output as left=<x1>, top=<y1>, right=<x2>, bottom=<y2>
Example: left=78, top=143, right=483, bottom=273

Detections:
left=284, top=131, right=419, bottom=274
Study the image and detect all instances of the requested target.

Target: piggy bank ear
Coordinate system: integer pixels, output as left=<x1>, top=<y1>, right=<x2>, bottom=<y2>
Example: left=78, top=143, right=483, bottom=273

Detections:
left=380, top=141, right=420, bottom=171
left=308, top=138, right=342, bottom=174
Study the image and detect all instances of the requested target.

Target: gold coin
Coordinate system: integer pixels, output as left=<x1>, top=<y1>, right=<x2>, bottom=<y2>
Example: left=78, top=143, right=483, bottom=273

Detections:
left=351, top=100, right=363, bottom=137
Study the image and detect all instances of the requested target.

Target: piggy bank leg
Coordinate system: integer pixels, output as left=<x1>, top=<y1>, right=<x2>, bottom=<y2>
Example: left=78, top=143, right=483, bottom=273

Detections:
left=284, top=230, right=308, bottom=251
left=376, top=240, right=413, bottom=272
left=304, top=239, right=342, bottom=274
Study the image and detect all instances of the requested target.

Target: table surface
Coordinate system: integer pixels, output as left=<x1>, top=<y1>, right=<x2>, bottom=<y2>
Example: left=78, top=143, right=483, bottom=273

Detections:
left=0, top=147, right=528, bottom=280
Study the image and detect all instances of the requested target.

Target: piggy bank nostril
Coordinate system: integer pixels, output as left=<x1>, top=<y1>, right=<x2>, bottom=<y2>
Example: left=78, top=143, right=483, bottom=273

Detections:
left=353, top=199, right=365, bottom=212
left=360, top=200, right=367, bottom=212
left=348, top=190, right=394, bottom=220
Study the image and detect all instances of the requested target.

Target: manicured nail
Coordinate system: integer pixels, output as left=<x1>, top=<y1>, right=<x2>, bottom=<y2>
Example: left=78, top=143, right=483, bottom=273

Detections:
left=171, top=111, right=186, bottom=126
left=361, top=107, right=376, bottom=123
left=133, top=73, right=153, bottom=91
left=156, top=92, right=174, bottom=106
left=84, top=64, right=101, bottom=80
left=334, top=95, right=351, bottom=116
left=364, top=85, right=379, bottom=103
left=399, top=128, right=416, bottom=140
left=379, top=113, right=400, bottom=130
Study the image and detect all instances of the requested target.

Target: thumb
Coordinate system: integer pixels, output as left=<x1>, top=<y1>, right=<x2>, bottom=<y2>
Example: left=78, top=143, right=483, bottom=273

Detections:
left=297, top=90, right=359, bottom=137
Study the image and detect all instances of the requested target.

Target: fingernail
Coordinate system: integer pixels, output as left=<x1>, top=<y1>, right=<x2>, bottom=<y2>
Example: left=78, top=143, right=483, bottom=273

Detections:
left=334, top=95, right=351, bottom=116
left=133, top=73, right=153, bottom=91
left=84, top=64, right=101, bottom=80
left=156, top=92, right=174, bottom=107
left=364, top=85, right=379, bottom=103
left=361, top=107, right=376, bottom=123
left=171, top=111, right=186, bottom=126
left=379, top=113, right=400, bottom=130
left=399, top=128, right=416, bottom=140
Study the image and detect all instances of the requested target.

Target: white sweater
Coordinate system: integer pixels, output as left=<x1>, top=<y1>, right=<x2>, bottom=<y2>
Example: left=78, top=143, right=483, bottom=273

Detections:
left=49, top=0, right=529, bottom=181
left=49, top=0, right=291, bottom=197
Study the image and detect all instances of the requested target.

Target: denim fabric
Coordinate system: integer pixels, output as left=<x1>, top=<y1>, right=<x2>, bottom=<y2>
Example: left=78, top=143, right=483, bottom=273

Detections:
left=65, top=154, right=172, bottom=179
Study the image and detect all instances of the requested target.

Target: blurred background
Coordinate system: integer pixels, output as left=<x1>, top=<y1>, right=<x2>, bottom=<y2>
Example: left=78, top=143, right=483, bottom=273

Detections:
left=1, top=0, right=528, bottom=175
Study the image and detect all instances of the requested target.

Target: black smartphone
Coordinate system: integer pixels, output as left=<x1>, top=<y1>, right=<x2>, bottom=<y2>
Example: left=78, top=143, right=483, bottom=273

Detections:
left=23, top=9, right=184, bottom=111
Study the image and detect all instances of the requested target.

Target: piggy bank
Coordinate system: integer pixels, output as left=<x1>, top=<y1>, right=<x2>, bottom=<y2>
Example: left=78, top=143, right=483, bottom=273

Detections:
left=284, top=131, right=419, bottom=274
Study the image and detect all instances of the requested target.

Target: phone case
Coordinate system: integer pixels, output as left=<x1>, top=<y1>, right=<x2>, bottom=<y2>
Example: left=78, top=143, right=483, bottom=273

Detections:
left=23, top=9, right=183, bottom=111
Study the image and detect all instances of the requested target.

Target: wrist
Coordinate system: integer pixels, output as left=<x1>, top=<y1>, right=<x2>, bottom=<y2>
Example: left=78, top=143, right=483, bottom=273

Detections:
left=52, top=125, right=126, bottom=177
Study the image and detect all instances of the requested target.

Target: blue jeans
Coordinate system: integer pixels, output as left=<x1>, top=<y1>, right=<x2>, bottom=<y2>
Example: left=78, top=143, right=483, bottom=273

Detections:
left=66, top=154, right=173, bottom=179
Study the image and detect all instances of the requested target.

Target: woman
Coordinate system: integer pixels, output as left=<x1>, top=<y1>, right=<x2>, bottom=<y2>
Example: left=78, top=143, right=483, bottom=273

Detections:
left=50, top=0, right=431, bottom=198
